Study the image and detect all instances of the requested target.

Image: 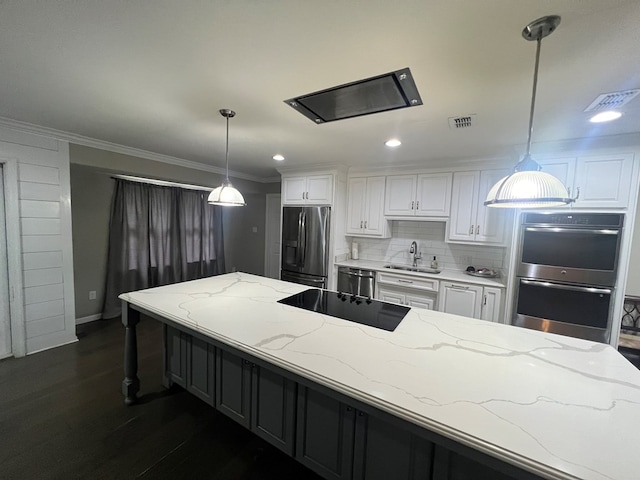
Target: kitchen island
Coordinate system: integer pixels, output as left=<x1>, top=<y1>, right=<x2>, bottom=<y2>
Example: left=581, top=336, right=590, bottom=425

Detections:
left=120, top=272, right=640, bottom=480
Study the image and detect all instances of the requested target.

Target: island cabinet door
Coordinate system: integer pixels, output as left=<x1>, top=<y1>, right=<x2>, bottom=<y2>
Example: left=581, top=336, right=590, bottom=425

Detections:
left=431, top=445, right=541, bottom=480
left=215, top=349, right=252, bottom=429
left=296, top=386, right=356, bottom=480
left=186, top=336, right=215, bottom=406
left=352, top=412, right=433, bottom=480
left=250, top=366, right=297, bottom=456
left=163, top=325, right=187, bottom=388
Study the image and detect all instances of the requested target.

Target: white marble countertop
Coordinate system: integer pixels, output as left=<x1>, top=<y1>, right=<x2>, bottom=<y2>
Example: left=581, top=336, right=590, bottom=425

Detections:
left=121, top=272, right=640, bottom=480
left=335, top=259, right=507, bottom=288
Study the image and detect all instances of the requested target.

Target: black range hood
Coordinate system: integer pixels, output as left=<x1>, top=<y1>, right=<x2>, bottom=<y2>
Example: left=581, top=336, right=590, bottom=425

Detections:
left=284, top=68, right=422, bottom=124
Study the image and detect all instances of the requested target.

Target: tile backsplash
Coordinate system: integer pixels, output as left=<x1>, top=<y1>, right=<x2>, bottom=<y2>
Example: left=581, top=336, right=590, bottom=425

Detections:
left=350, top=221, right=506, bottom=273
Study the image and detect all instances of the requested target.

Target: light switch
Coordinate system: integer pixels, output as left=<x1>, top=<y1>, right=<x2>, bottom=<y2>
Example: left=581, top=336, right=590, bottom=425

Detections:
left=252, top=226, right=258, bottom=233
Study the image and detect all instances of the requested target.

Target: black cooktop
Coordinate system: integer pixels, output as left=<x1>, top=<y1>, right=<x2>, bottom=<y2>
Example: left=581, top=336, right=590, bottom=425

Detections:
left=277, top=289, right=409, bottom=332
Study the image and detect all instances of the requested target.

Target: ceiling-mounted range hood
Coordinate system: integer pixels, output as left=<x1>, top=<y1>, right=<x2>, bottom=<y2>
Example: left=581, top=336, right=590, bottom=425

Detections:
left=284, top=68, right=422, bottom=124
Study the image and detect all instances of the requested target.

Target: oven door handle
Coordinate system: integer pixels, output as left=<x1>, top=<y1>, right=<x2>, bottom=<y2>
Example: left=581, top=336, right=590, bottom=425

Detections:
left=524, top=227, right=619, bottom=235
left=520, top=279, right=612, bottom=295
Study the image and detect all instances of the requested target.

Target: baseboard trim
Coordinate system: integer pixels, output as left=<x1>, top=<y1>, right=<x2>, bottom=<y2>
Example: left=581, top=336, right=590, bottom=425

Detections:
left=76, top=314, right=103, bottom=325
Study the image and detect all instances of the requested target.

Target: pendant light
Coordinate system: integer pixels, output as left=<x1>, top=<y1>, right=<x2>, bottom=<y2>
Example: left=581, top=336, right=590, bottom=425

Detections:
left=207, top=109, right=246, bottom=207
left=484, top=15, right=574, bottom=209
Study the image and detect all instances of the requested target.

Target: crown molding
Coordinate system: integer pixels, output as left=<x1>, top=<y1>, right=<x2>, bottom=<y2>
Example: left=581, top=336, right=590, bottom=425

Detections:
left=0, top=116, right=279, bottom=183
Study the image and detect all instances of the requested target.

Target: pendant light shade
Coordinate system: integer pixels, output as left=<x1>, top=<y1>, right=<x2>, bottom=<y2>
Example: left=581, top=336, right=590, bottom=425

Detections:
left=484, top=157, right=574, bottom=209
left=208, top=109, right=246, bottom=207
left=207, top=182, right=246, bottom=206
left=485, top=15, right=574, bottom=209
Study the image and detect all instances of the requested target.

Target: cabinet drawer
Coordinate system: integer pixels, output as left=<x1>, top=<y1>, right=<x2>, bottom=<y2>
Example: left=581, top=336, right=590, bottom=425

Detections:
left=377, top=273, right=439, bottom=292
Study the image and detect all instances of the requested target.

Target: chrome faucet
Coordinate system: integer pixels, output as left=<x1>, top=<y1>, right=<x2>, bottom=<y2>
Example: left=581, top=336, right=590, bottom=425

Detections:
left=409, top=241, right=421, bottom=267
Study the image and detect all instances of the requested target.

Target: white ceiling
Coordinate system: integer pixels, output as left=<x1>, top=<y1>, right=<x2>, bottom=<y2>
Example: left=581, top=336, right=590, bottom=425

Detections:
left=1, top=1, right=639, bottom=181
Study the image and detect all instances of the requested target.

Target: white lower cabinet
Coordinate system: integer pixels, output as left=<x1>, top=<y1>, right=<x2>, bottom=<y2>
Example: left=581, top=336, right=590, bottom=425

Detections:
left=376, top=272, right=439, bottom=310
left=439, top=282, right=503, bottom=322
left=479, top=286, right=502, bottom=323
left=438, top=282, right=483, bottom=318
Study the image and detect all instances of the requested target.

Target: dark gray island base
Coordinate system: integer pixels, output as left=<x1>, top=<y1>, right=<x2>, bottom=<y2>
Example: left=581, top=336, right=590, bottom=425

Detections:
left=122, top=302, right=542, bottom=480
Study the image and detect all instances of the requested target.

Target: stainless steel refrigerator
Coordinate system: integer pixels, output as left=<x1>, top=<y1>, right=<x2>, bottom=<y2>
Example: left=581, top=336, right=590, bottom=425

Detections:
left=281, top=206, right=330, bottom=288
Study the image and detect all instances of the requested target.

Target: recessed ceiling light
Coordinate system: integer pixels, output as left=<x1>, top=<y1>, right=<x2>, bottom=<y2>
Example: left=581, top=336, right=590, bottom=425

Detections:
left=273, top=154, right=285, bottom=161
left=589, top=110, right=622, bottom=123
left=385, top=139, right=401, bottom=147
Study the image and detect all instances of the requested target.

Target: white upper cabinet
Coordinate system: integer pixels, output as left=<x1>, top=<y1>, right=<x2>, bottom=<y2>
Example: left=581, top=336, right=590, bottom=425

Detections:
left=384, top=173, right=452, bottom=217
left=282, top=174, right=333, bottom=205
left=573, top=154, right=634, bottom=208
left=346, top=176, right=390, bottom=237
left=536, top=153, right=634, bottom=208
left=448, top=169, right=510, bottom=245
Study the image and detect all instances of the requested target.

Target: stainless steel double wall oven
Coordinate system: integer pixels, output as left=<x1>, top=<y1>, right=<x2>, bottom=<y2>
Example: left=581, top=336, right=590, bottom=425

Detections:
left=512, top=212, right=624, bottom=343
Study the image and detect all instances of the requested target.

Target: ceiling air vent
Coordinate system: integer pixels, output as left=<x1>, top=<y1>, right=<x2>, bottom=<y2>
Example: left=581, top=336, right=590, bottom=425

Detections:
left=448, top=114, right=476, bottom=129
left=584, top=89, right=640, bottom=112
left=284, top=68, right=422, bottom=124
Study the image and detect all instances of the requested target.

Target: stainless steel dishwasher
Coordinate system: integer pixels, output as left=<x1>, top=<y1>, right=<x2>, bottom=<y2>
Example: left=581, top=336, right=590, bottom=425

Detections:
left=337, top=266, right=376, bottom=297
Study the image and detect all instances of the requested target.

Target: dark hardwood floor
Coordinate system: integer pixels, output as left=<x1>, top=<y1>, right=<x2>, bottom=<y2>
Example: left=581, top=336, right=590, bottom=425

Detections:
left=0, top=318, right=321, bottom=480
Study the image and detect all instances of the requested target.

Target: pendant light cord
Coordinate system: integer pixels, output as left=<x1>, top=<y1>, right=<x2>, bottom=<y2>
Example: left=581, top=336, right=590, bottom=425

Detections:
left=224, top=114, right=230, bottom=183
left=525, top=35, right=543, bottom=158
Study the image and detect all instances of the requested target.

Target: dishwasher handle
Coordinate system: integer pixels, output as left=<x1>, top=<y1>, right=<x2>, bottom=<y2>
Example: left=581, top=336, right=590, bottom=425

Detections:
left=341, top=268, right=375, bottom=278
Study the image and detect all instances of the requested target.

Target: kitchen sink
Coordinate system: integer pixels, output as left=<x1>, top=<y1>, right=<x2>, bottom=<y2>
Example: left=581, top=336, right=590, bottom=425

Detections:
left=383, top=265, right=441, bottom=274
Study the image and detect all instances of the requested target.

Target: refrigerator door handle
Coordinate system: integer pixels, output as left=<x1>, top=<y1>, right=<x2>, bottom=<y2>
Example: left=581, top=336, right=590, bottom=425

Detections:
left=296, top=211, right=304, bottom=266
left=300, top=212, right=307, bottom=266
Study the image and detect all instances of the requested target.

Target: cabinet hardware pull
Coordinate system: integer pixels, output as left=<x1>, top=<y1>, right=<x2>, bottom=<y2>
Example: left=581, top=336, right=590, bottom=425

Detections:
left=360, top=221, right=363, bottom=229
left=411, top=201, right=414, bottom=210
left=416, top=201, right=419, bottom=210
left=450, top=284, right=469, bottom=290
left=358, top=411, right=365, bottom=417
left=346, top=406, right=353, bottom=412
left=469, top=225, right=474, bottom=235
left=575, top=186, right=580, bottom=200
left=476, top=225, right=480, bottom=235
left=398, top=279, right=414, bottom=284
left=364, top=221, right=367, bottom=229
left=483, top=295, right=487, bottom=306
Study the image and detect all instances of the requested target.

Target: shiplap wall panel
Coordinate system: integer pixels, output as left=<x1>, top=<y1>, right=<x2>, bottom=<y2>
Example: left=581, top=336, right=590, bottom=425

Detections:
left=26, top=315, right=65, bottom=338
left=23, top=268, right=63, bottom=288
left=2, top=129, right=76, bottom=356
left=20, top=200, right=60, bottom=218
left=24, top=284, right=64, bottom=305
left=22, top=235, right=63, bottom=253
left=21, top=218, right=61, bottom=236
left=25, top=299, right=64, bottom=322
left=22, top=251, right=63, bottom=270
left=18, top=163, right=60, bottom=184
left=19, top=182, right=60, bottom=201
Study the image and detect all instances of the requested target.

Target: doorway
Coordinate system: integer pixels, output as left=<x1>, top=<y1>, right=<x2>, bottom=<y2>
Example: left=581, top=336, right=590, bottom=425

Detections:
left=264, top=194, right=281, bottom=279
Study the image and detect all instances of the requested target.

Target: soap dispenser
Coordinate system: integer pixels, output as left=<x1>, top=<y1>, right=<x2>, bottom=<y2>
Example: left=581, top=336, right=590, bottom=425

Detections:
left=430, top=256, right=438, bottom=270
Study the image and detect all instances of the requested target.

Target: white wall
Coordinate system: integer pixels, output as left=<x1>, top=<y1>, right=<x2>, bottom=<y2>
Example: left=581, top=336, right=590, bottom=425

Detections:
left=626, top=190, right=640, bottom=296
left=0, top=125, right=76, bottom=355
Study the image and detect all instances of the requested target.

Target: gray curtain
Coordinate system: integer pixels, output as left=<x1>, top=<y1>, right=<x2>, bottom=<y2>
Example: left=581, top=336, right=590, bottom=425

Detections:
left=102, top=179, right=225, bottom=318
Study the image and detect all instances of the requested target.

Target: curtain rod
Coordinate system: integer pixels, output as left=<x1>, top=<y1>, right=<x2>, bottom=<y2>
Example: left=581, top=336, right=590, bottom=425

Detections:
left=111, top=174, right=213, bottom=192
